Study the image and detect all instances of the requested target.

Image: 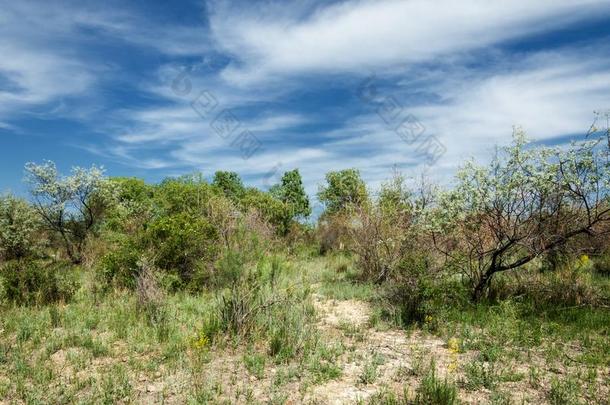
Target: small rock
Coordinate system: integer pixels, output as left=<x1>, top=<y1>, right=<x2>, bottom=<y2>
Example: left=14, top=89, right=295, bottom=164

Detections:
left=146, top=384, right=158, bottom=393
left=154, top=371, right=162, bottom=378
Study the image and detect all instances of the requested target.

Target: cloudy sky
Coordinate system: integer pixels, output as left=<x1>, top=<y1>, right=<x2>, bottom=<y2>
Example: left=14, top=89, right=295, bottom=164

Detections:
left=1, top=0, right=610, bottom=200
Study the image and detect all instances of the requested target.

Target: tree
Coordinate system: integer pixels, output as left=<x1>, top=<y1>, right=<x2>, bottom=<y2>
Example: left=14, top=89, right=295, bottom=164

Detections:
left=430, top=131, right=610, bottom=301
left=0, top=194, right=43, bottom=260
left=241, top=188, right=291, bottom=235
left=212, top=171, right=245, bottom=201
left=154, top=175, right=214, bottom=216
left=317, top=169, right=368, bottom=215
left=270, top=169, right=311, bottom=219
left=25, top=161, right=108, bottom=264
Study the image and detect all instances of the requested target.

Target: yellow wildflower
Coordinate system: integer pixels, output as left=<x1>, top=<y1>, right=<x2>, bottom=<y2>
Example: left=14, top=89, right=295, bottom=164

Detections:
left=447, top=337, right=460, bottom=374
left=448, top=337, right=460, bottom=353
left=580, top=254, right=590, bottom=265
left=192, top=333, right=209, bottom=350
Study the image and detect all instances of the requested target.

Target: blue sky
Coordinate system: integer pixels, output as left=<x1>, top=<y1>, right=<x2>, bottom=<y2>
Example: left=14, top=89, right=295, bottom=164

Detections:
left=1, top=0, right=610, bottom=201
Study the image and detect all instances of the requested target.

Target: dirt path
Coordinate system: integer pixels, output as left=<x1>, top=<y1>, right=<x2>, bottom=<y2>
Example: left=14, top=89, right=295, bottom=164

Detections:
left=306, top=294, right=469, bottom=404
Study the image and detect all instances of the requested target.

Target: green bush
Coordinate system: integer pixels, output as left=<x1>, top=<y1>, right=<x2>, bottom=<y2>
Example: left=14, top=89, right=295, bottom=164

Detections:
left=97, top=240, right=142, bottom=290
left=0, top=260, right=79, bottom=305
left=593, top=252, right=610, bottom=277
left=382, top=256, right=468, bottom=329
left=0, top=194, right=43, bottom=261
left=144, top=212, right=219, bottom=285
left=153, top=176, right=215, bottom=216
left=489, top=265, right=605, bottom=308
left=241, top=189, right=290, bottom=235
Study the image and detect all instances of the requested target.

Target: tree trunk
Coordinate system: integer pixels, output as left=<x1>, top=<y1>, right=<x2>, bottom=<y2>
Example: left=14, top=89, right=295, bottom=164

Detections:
left=472, top=268, right=494, bottom=302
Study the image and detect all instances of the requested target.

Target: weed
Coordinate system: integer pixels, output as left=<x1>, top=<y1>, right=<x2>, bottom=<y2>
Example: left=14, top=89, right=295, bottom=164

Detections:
left=243, top=352, right=266, bottom=379
left=548, top=375, right=582, bottom=405
left=359, top=352, right=385, bottom=384
left=462, top=360, right=498, bottom=390
left=415, top=361, right=458, bottom=405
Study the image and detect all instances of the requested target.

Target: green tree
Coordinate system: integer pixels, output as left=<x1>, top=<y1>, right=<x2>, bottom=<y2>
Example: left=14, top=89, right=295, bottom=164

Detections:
left=318, top=169, right=368, bottom=215
left=25, top=161, right=108, bottom=263
left=154, top=175, right=214, bottom=216
left=271, top=169, right=311, bottom=219
left=212, top=171, right=245, bottom=201
left=378, top=170, right=412, bottom=215
left=241, top=188, right=291, bottom=235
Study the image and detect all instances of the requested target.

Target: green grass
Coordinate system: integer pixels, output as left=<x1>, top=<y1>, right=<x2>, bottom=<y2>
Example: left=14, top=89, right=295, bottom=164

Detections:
left=415, top=361, right=459, bottom=405
left=1, top=253, right=609, bottom=403
left=358, top=352, right=385, bottom=385
left=243, top=352, right=266, bottom=379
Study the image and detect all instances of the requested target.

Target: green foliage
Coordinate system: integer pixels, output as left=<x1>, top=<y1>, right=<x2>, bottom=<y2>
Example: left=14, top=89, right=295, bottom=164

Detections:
left=0, top=194, right=43, bottom=260
left=242, top=188, right=290, bottom=235
left=548, top=376, right=582, bottom=405
left=379, top=253, right=465, bottom=329
left=415, top=361, right=458, bottom=405
left=103, top=177, right=154, bottom=232
left=359, top=353, right=385, bottom=384
left=463, top=360, right=498, bottom=390
left=318, top=168, right=368, bottom=215
left=97, top=239, right=141, bottom=290
left=153, top=174, right=215, bottom=216
left=271, top=169, right=311, bottom=219
left=0, top=260, right=79, bottom=305
left=378, top=171, right=412, bottom=214
left=593, top=251, right=610, bottom=277
left=144, top=212, right=219, bottom=285
left=212, top=171, right=245, bottom=201
left=243, top=353, right=266, bottom=379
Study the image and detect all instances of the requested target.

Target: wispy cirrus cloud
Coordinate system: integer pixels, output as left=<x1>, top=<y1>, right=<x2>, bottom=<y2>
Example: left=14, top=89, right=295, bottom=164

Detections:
left=3, top=0, right=610, bottom=198
left=209, top=0, right=610, bottom=84
left=0, top=0, right=210, bottom=124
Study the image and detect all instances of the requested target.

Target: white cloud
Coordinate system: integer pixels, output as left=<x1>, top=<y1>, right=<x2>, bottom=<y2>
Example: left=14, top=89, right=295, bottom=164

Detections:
left=0, top=0, right=210, bottom=123
left=8, top=0, right=604, bottom=199
left=409, top=50, right=610, bottom=169
left=210, top=0, right=610, bottom=84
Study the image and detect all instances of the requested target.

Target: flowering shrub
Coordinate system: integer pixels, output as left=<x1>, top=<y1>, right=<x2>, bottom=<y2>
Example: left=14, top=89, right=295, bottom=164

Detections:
left=0, top=195, right=43, bottom=261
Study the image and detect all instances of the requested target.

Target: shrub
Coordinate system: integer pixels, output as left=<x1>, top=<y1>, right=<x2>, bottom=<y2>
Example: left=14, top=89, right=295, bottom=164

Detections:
left=218, top=275, right=265, bottom=337
left=103, top=177, right=154, bottom=234
left=0, top=260, right=79, bottom=305
left=97, top=239, right=141, bottom=290
left=135, top=259, right=170, bottom=341
left=241, top=189, right=291, bottom=235
left=317, top=168, right=368, bottom=215
left=349, top=204, right=413, bottom=283
left=593, top=251, right=610, bottom=277
left=212, top=171, right=245, bottom=201
left=382, top=255, right=468, bottom=328
left=429, top=132, right=610, bottom=301
left=269, top=168, right=311, bottom=220
left=144, top=212, right=219, bottom=284
left=153, top=175, right=215, bottom=216
left=382, top=275, right=436, bottom=327
left=316, top=212, right=353, bottom=255
left=0, top=194, right=44, bottom=261
left=518, top=265, right=603, bottom=307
